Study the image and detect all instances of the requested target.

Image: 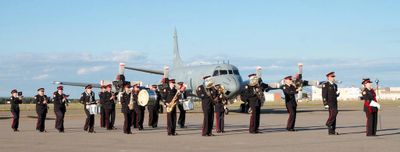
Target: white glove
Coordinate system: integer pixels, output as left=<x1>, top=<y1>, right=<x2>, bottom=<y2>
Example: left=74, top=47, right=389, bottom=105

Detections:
left=370, top=100, right=381, bottom=109
left=324, top=105, right=329, bottom=109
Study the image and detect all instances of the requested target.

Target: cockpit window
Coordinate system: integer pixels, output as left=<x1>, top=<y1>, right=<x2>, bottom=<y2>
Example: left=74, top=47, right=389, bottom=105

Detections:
left=233, top=70, right=239, bottom=75
left=228, top=70, right=233, bottom=74
left=219, top=70, right=228, bottom=75
left=213, top=70, right=219, bottom=76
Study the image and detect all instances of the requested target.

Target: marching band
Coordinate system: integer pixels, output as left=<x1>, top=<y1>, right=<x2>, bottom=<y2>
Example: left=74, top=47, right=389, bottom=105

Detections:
left=7, top=72, right=382, bottom=137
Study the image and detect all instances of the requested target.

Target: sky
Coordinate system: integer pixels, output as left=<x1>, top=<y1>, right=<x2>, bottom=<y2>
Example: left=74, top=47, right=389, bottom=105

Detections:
left=0, top=0, right=399, bottom=97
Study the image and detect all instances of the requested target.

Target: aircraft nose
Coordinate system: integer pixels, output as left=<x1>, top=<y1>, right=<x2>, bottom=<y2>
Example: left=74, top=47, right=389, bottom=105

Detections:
left=223, top=76, right=241, bottom=99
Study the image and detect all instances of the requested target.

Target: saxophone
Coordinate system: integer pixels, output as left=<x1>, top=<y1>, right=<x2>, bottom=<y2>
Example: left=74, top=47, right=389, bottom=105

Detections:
left=128, top=91, right=135, bottom=110
left=166, top=90, right=181, bottom=113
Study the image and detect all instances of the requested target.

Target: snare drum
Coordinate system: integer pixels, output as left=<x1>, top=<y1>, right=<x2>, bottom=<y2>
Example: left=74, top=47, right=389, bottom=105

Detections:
left=88, top=104, right=99, bottom=115
left=138, top=90, right=157, bottom=106
left=182, top=99, right=194, bottom=111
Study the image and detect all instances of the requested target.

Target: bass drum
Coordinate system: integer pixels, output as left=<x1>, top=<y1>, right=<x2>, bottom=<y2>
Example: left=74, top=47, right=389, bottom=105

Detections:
left=138, top=89, right=157, bottom=106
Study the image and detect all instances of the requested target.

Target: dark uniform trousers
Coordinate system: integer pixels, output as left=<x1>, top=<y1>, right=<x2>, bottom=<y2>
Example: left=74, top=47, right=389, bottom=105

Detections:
left=131, top=108, right=138, bottom=128
left=177, top=103, right=186, bottom=128
left=123, top=110, right=134, bottom=133
left=84, top=107, right=95, bottom=132
left=215, top=103, right=225, bottom=132
left=110, top=103, right=116, bottom=128
left=366, top=111, right=378, bottom=136
left=326, top=106, right=338, bottom=134
left=100, top=106, right=106, bottom=128
left=136, top=106, right=145, bottom=129
left=104, top=108, right=113, bottom=129
left=249, top=104, right=261, bottom=133
left=148, top=105, right=159, bottom=127
left=54, top=107, right=66, bottom=131
left=37, top=106, right=47, bottom=132
left=285, top=102, right=297, bottom=130
left=11, top=109, right=20, bottom=130
left=202, top=104, right=214, bottom=135
left=167, top=107, right=177, bottom=134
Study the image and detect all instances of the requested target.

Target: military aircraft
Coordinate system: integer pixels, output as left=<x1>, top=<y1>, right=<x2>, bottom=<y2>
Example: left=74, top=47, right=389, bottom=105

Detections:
left=123, top=29, right=244, bottom=101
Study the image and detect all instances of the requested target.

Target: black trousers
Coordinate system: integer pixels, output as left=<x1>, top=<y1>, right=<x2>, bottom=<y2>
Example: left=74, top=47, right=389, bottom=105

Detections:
left=285, top=102, right=297, bottom=130
left=11, top=109, right=20, bottom=131
left=132, top=109, right=137, bottom=128
left=84, top=108, right=95, bottom=132
left=326, top=107, right=338, bottom=134
left=366, top=111, right=378, bottom=136
left=136, top=107, right=145, bottom=129
left=202, top=107, right=214, bottom=136
left=167, top=108, right=177, bottom=135
left=100, top=106, right=106, bottom=128
left=123, top=110, right=133, bottom=134
left=110, top=105, right=116, bottom=128
left=104, top=108, right=113, bottom=129
left=54, top=108, right=66, bottom=132
left=177, top=104, right=186, bottom=127
left=215, top=111, right=224, bottom=132
left=37, top=108, right=47, bottom=132
left=249, top=106, right=261, bottom=133
left=148, top=105, right=159, bottom=127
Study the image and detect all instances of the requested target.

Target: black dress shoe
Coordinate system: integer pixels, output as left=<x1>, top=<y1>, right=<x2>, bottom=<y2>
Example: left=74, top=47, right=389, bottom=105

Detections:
left=329, top=132, right=340, bottom=135
left=207, top=133, right=215, bottom=136
left=255, top=130, right=262, bottom=134
left=13, top=129, right=19, bottom=132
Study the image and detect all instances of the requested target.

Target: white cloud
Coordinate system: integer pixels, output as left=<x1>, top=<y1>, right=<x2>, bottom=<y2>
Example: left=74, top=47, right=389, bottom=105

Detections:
left=77, top=66, right=106, bottom=75
left=32, top=74, right=49, bottom=80
left=111, top=50, right=145, bottom=62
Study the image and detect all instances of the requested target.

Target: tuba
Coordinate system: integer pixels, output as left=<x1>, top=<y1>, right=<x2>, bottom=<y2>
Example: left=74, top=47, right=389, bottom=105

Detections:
left=166, top=90, right=181, bottom=113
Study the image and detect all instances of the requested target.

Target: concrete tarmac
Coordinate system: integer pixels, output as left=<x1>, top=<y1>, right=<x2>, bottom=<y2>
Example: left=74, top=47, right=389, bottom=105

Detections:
left=0, top=104, right=399, bottom=152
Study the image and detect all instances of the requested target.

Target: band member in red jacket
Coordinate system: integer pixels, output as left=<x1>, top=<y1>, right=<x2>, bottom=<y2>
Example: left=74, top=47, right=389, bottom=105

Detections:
left=361, top=78, right=380, bottom=136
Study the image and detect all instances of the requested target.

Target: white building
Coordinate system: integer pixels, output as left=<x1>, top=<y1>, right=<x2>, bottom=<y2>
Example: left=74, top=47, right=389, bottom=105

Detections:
left=311, top=86, right=400, bottom=101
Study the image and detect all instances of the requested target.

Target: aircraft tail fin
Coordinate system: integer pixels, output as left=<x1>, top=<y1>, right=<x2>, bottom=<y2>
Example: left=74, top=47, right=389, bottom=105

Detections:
left=173, top=28, right=184, bottom=69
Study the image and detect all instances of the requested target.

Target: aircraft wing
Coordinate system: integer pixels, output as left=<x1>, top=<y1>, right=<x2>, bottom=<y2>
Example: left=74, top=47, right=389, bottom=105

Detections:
left=52, top=81, right=102, bottom=88
left=124, top=66, right=164, bottom=75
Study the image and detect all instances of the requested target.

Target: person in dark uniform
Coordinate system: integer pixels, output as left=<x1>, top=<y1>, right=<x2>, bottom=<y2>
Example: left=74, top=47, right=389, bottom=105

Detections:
left=137, top=93, right=146, bottom=131
left=282, top=76, right=298, bottom=132
left=131, top=84, right=140, bottom=129
left=162, top=78, right=179, bottom=136
left=361, top=78, right=380, bottom=136
left=214, top=84, right=227, bottom=133
left=148, top=84, right=161, bottom=128
left=241, top=74, right=269, bottom=134
left=177, top=82, right=187, bottom=128
left=35, top=88, right=48, bottom=133
left=99, top=85, right=106, bottom=128
left=103, top=84, right=116, bottom=130
left=196, top=76, right=217, bottom=136
left=52, top=86, right=68, bottom=133
left=110, top=88, right=117, bottom=130
left=80, top=85, right=97, bottom=133
left=121, top=84, right=134, bottom=134
left=322, top=72, right=340, bottom=135
left=10, top=89, right=22, bottom=132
